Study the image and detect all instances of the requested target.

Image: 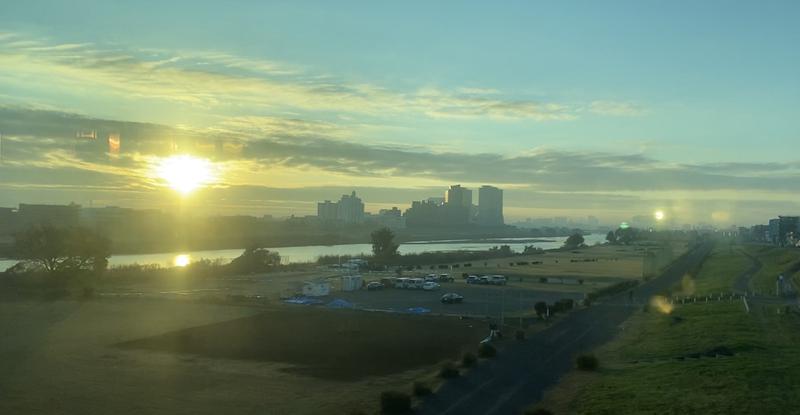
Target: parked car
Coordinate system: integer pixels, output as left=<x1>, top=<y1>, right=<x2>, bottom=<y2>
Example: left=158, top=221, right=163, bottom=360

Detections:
left=478, top=276, right=491, bottom=284
left=396, top=277, right=410, bottom=288
left=424, top=273, right=439, bottom=282
left=366, top=281, right=384, bottom=290
left=407, top=278, right=424, bottom=289
left=441, top=292, right=464, bottom=304
left=489, top=275, right=507, bottom=285
left=439, top=273, right=454, bottom=282
left=422, top=281, right=441, bottom=291
left=466, top=275, right=480, bottom=284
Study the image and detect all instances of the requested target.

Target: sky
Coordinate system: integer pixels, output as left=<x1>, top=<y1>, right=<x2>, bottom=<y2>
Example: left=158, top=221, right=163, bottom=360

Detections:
left=0, top=1, right=798, bottom=226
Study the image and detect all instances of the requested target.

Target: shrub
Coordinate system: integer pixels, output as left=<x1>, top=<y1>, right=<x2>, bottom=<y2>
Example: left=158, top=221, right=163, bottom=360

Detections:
left=461, top=352, right=477, bottom=367
left=478, top=342, right=497, bottom=358
left=412, top=381, right=432, bottom=396
left=438, top=361, right=460, bottom=378
left=539, top=277, right=548, bottom=283
left=524, top=408, right=554, bottom=415
left=380, top=391, right=411, bottom=414
left=576, top=354, right=599, bottom=371
left=515, top=330, right=526, bottom=341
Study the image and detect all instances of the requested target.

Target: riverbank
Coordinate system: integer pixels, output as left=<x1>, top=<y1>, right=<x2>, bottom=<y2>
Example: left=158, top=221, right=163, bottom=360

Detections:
left=1, top=234, right=607, bottom=271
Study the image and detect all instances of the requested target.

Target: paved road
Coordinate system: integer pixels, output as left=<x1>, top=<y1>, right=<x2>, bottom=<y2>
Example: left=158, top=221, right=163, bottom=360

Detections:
left=416, top=242, right=714, bottom=415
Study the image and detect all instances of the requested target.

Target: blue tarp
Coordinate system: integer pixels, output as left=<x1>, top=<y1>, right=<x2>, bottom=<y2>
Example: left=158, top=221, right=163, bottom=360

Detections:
left=284, top=296, right=324, bottom=305
left=327, top=298, right=355, bottom=308
left=407, top=307, right=431, bottom=314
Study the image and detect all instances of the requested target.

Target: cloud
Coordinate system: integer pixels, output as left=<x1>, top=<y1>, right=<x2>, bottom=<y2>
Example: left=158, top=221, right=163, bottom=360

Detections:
left=0, top=31, right=639, bottom=122
left=3, top=105, right=800, bottom=198
left=588, top=101, right=644, bottom=116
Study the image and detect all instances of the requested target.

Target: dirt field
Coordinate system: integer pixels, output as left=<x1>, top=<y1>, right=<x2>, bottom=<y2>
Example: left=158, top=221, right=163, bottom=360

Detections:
left=0, top=299, right=484, bottom=414
left=119, top=307, right=485, bottom=381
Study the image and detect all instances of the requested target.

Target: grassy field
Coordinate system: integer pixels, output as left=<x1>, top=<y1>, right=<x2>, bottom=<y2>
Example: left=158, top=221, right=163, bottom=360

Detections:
left=0, top=299, right=485, bottom=414
left=673, top=246, right=751, bottom=296
left=743, top=245, right=800, bottom=293
left=535, top=244, right=800, bottom=414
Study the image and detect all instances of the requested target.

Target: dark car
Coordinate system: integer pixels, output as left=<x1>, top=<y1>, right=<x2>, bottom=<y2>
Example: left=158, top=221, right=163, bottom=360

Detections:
left=441, top=293, right=464, bottom=304
left=366, top=281, right=384, bottom=291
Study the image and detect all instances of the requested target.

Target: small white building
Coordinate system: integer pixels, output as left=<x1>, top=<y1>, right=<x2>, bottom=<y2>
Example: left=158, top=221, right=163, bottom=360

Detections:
left=341, top=275, right=363, bottom=291
left=302, top=280, right=331, bottom=297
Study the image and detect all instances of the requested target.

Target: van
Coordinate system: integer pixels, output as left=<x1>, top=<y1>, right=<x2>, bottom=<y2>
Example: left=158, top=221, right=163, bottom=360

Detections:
left=396, top=277, right=410, bottom=288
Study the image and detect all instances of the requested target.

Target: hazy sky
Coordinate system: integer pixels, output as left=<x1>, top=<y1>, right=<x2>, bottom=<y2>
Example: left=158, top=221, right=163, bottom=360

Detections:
left=1, top=1, right=798, bottom=225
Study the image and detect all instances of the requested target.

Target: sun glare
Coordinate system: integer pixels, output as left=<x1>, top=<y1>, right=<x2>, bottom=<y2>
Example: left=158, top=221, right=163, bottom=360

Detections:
left=174, top=254, right=191, bottom=267
left=157, top=155, right=213, bottom=194
left=654, top=210, right=665, bottom=221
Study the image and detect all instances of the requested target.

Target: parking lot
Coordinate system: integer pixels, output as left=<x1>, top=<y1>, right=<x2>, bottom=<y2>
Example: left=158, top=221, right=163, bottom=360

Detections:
left=332, top=280, right=584, bottom=319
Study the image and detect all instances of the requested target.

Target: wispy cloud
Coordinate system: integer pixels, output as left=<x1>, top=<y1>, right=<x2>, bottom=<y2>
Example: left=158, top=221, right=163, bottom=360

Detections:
left=588, top=100, right=644, bottom=116
left=0, top=31, right=639, bottom=122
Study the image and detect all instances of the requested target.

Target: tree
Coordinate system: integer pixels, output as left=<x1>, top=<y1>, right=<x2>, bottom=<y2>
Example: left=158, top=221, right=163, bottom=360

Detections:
left=371, top=227, right=399, bottom=262
left=14, top=225, right=110, bottom=276
left=606, top=230, right=617, bottom=244
left=615, top=226, right=638, bottom=245
left=563, top=233, right=585, bottom=249
left=534, top=301, right=548, bottom=318
left=228, top=247, right=281, bottom=274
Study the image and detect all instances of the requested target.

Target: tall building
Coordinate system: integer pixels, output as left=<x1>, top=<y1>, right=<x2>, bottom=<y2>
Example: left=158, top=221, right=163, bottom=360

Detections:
left=336, top=191, right=365, bottom=224
left=445, top=185, right=472, bottom=207
left=317, top=200, right=338, bottom=221
left=316, top=191, right=365, bottom=224
left=477, top=185, right=504, bottom=226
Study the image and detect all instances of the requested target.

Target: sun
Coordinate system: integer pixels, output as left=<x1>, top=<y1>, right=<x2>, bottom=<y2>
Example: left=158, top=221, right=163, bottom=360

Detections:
left=157, top=155, right=213, bottom=194
left=654, top=210, right=665, bottom=221
left=173, top=254, right=191, bottom=267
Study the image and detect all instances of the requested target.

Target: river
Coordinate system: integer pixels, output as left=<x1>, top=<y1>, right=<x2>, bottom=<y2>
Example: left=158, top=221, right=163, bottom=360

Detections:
left=0, top=233, right=606, bottom=271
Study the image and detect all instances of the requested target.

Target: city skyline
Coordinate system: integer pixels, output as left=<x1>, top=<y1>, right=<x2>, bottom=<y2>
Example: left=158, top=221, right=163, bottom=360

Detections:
left=1, top=2, right=800, bottom=225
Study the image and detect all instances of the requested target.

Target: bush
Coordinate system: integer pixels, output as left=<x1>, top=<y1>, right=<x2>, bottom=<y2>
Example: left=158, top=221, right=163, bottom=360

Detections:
left=412, top=381, right=432, bottom=396
left=461, top=352, right=477, bottom=367
left=515, top=330, right=526, bottom=341
left=576, top=354, right=599, bottom=371
left=478, top=342, right=497, bottom=358
left=438, top=361, right=460, bottom=378
left=380, top=391, right=411, bottom=414
left=524, top=408, right=554, bottom=415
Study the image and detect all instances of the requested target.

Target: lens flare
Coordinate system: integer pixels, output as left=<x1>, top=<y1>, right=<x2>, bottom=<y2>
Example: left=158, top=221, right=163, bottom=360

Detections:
left=156, top=155, right=214, bottom=194
left=174, top=254, right=191, bottom=267
left=654, top=210, right=665, bottom=221
left=649, top=295, right=674, bottom=314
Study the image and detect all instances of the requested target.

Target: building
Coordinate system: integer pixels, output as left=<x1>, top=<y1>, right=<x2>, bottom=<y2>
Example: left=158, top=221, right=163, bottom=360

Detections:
left=0, top=207, right=16, bottom=236
left=16, top=203, right=81, bottom=228
left=477, top=185, right=504, bottom=226
left=317, top=200, right=338, bottom=221
left=315, top=191, right=365, bottom=224
left=373, top=207, right=405, bottom=229
left=336, top=191, right=365, bottom=223
left=445, top=185, right=472, bottom=207
left=769, top=216, right=800, bottom=246
left=404, top=200, right=443, bottom=228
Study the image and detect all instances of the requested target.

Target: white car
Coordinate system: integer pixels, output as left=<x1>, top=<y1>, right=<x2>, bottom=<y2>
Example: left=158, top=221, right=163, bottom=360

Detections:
left=422, top=281, right=441, bottom=291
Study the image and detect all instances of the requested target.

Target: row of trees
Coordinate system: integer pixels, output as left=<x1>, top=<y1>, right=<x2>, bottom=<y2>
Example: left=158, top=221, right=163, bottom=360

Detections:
left=5, top=225, right=282, bottom=283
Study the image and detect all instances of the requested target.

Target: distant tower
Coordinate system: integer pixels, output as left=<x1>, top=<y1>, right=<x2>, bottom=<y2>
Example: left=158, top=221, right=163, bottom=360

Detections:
left=478, top=185, right=504, bottom=226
